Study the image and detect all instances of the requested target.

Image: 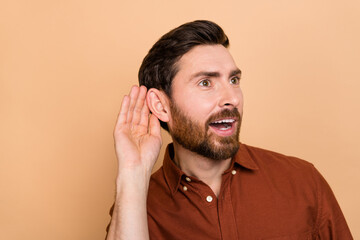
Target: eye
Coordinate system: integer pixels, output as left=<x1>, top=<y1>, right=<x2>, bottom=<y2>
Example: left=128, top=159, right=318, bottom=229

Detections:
left=199, top=79, right=211, bottom=87
left=230, top=76, right=240, bottom=85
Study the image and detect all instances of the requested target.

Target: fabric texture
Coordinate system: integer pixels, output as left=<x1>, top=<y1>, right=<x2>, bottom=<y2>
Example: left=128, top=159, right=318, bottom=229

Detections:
left=146, top=143, right=353, bottom=240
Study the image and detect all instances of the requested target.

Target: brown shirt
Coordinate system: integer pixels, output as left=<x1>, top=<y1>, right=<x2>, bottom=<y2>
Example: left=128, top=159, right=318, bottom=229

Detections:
left=146, top=143, right=352, bottom=239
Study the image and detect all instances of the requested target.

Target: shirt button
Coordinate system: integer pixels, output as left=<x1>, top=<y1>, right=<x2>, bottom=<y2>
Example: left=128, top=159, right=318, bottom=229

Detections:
left=183, top=186, right=188, bottom=191
left=185, top=177, right=191, bottom=182
left=206, top=196, right=213, bottom=202
left=231, top=170, right=237, bottom=175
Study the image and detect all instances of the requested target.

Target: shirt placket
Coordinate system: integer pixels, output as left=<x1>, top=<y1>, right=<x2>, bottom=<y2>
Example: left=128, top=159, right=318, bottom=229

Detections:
left=180, top=168, right=239, bottom=240
left=217, top=169, right=239, bottom=239
left=180, top=175, right=222, bottom=239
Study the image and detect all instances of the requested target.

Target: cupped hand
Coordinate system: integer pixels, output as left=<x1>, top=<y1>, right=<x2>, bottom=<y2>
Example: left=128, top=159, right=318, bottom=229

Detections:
left=114, top=85, right=162, bottom=174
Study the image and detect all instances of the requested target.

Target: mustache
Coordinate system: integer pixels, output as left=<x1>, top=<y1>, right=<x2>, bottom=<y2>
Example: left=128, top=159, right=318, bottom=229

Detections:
left=206, top=108, right=241, bottom=125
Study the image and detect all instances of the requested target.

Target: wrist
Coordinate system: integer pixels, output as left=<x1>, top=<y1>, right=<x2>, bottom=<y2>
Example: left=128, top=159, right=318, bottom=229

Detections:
left=116, top=167, right=151, bottom=195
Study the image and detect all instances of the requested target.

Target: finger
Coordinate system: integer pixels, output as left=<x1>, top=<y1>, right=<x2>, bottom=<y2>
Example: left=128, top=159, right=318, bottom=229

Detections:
left=149, top=114, right=161, bottom=138
left=138, top=93, right=150, bottom=128
left=126, top=86, right=140, bottom=123
left=131, top=85, right=147, bottom=125
left=115, top=95, right=130, bottom=129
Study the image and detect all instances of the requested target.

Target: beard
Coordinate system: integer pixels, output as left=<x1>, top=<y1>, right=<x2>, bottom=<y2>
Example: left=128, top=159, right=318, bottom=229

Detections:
left=169, top=102, right=241, bottom=161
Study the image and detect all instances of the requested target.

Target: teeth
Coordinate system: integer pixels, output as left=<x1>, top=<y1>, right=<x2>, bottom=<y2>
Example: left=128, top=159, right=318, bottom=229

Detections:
left=212, top=119, right=235, bottom=124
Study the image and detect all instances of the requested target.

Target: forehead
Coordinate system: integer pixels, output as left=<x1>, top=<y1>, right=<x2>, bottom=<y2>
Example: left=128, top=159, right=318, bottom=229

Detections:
left=175, top=44, right=237, bottom=76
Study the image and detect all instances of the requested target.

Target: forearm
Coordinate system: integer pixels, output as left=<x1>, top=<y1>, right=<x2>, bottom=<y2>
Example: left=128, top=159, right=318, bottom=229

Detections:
left=106, top=169, right=151, bottom=240
left=107, top=85, right=161, bottom=240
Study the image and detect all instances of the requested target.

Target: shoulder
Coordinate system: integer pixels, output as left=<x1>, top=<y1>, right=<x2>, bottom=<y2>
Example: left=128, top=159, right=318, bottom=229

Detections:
left=241, top=143, right=315, bottom=172
left=239, top=143, right=321, bottom=191
left=148, top=167, right=172, bottom=203
left=149, top=167, right=168, bottom=192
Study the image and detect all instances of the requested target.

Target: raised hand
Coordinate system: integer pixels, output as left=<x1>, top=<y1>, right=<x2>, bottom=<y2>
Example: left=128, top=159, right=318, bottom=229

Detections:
left=114, top=85, right=162, bottom=175
left=107, top=85, right=160, bottom=240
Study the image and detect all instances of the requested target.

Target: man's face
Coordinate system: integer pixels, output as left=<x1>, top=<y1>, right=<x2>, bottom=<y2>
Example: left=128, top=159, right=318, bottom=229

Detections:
left=167, top=44, right=243, bottom=161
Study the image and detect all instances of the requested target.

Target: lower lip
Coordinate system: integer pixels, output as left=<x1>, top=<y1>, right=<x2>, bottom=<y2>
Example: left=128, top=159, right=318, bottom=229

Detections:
left=209, top=123, right=236, bottom=137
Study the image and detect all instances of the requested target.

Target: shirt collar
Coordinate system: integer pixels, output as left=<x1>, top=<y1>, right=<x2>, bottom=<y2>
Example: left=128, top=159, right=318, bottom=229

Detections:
left=233, top=143, right=259, bottom=170
left=162, top=142, right=259, bottom=196
left=162, top=143, right=184, bottom=196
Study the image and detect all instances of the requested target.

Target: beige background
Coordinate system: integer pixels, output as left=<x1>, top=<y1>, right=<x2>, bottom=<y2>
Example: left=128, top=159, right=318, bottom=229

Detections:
left=1, top=0, right=359, bottom=239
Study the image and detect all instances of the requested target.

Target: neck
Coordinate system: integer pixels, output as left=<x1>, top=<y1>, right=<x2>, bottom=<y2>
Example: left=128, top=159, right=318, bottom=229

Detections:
left=172, top=141, right=232, bottom=197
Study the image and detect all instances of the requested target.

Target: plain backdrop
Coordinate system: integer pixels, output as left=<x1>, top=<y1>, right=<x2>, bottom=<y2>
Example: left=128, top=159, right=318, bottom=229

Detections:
left=1, top=0, right=359, bottom=239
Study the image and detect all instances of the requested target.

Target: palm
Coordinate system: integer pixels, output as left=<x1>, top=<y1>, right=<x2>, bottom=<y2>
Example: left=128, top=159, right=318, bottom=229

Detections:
left=114, top=86, right=162, bottom=173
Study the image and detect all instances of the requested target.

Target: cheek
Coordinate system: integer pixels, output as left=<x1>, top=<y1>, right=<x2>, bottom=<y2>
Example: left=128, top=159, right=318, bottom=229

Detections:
left=239, top=90, right=244, bottom=107
left=175, top=94, right=215, bottom=120
left=189, top=94, right=216, bottom=111
left=234, top=87, right=244, bottom=108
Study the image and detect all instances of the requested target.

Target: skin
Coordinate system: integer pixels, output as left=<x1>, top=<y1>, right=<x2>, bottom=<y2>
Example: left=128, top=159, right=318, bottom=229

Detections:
left=106, top=44, right=243, bottom=240
left=107, top=86, right=161, bottom=240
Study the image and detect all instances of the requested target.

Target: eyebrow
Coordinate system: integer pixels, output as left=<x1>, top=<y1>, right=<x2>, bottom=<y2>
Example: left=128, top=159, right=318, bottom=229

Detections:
left=230, top=68, right=242, bottom=77
left=191, top=68, right=242, bottom=80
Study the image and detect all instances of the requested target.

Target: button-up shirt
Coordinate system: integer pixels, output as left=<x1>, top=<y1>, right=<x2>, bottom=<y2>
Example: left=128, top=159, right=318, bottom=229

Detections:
left=146, top=143, right=352, bottom=239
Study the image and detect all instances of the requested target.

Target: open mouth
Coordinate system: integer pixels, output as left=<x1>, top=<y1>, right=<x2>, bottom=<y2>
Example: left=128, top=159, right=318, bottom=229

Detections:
left=209, top=119, right=236, bottom=131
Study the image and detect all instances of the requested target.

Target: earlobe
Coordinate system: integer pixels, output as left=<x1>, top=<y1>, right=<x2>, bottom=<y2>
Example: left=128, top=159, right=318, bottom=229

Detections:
left=146, top=88, right=170, bottom=123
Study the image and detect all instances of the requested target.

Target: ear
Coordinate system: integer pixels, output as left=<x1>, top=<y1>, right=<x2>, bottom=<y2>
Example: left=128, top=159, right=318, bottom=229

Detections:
left=146, top=88, right=170, bottom=123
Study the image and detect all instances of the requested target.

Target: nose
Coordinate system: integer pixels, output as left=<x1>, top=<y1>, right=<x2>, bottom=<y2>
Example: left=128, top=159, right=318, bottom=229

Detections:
left=218, top=84, right=242, bottom=109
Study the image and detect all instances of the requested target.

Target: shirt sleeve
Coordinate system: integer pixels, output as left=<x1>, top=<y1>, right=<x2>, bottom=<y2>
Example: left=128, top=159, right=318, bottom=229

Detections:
left=312, top=167, right=353, bottom=239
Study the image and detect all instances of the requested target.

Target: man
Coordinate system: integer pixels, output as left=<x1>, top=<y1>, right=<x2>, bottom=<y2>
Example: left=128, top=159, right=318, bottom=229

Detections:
left=106, top=20, right=352, bottom=239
